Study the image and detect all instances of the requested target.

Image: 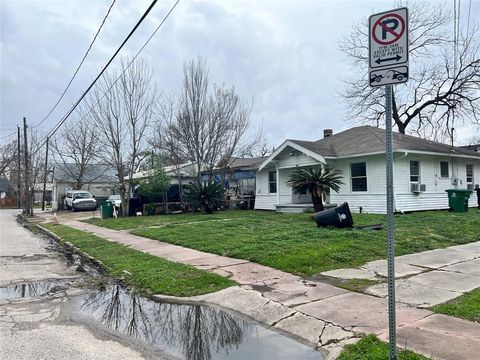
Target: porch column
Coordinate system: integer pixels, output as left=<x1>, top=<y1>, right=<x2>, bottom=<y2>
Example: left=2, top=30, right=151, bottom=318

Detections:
left=276, top=167, right=280, bottom=205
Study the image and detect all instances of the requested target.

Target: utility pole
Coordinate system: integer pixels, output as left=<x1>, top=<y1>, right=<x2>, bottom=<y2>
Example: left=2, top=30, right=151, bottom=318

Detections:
left=41, top=137, right=49, bottom=211
left=23, top=117, right=31, bottom=216
left=17, top=126, right=22, bottom=209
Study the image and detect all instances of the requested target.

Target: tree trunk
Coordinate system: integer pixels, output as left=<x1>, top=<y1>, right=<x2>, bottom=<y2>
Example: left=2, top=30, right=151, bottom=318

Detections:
left=204, top=205, right=213, bottom=214
left=312, top=194, right=324, bottom=212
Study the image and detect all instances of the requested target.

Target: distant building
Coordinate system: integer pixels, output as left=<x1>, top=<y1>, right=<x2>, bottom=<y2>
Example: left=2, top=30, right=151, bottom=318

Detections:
left=52, top=163, right=117, bottom=210
left=200, top=156, right=268, bottom=196
left=0, top=177, right=10, bottom=200
left=460, top=144, right=480, bottom=153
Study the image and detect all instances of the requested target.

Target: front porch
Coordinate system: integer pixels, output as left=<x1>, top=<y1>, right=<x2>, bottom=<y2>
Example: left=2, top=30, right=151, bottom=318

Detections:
left=275, top=203, right=314, bottom=213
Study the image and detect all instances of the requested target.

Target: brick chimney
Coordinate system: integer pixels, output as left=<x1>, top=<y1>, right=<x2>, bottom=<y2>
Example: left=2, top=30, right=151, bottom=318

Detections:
left=323, top=129, right=333, bottom=138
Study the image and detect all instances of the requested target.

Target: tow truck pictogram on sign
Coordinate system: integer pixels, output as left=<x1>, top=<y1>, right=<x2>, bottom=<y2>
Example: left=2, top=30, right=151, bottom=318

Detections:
left=369, top=7, right=409, bottom=85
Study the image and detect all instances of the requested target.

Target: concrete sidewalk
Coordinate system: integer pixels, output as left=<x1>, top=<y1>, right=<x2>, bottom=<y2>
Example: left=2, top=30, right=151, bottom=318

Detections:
left=322, top=243, right=480, bottom=307
left=42, top=217, right=480, bottom=360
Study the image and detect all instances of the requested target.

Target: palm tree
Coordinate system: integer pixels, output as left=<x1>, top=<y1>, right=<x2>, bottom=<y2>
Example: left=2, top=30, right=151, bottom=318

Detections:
left=287, top=167, right=344, bottom=212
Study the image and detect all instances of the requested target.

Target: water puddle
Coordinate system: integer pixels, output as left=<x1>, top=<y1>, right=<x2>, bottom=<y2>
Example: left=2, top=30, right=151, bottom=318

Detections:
left=0, top=280, right=68, bottom=300
left=73, top=285, right=323, bottom=360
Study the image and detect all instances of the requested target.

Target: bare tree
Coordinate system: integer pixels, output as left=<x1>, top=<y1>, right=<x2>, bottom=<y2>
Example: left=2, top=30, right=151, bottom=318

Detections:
left=340, top=1, right=480, bottom=140
left=51, top=114, right=100, bottom=190
left=85, top=57, right=157, bottom=216
left=0, top=141, right=17, bottom=179
left=160, top=58, right=260, bottom=181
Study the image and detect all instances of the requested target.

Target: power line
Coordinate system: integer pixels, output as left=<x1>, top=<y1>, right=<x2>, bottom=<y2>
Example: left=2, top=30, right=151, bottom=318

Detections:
left=31, top=0, right=162, bottom=156
left=65, top=0, right=182, bottom=137
left=466, top=0, right=472, bottom=37
left=0, top=130, right=17, bottom=141
left=1, top=0, right=116, bottom=142
left=32, top=0, right=117, bottom=130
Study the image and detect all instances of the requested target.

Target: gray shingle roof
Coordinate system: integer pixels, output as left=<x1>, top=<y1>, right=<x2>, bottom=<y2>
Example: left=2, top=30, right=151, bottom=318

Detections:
left=228, top=156, right=269, bottom=170
left=54, top=163, right=117, bottom=183
left=289, top=126, right=480, bottom=158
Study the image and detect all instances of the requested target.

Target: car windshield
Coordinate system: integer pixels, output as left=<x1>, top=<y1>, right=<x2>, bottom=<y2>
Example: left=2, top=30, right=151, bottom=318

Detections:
left=74, top=192, right=92, bottom=199
left=108, top=195, right=121, bottom=200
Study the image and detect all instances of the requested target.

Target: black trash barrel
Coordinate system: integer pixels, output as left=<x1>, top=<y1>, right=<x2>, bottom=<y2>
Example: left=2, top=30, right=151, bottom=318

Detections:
left=313, top=202, right=354, bottom=228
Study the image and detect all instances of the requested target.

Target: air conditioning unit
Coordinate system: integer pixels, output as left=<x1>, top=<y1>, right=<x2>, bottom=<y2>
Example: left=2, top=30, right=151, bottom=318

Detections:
left=467, top=184, right=475, bottom=191
left=410, top=183, right=420, bottom=193
left=420, top=184, right=426, bottom=192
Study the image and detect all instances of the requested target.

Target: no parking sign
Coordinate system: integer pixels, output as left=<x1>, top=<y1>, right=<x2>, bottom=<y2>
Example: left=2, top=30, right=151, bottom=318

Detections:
left=369, top=8, right=409, bottom=87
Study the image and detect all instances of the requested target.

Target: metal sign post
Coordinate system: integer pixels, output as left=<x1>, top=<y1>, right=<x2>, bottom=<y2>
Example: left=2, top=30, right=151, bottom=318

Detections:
left=384, top=84, right=396, bottom=360
left=369, top=7, right=409, bottom=360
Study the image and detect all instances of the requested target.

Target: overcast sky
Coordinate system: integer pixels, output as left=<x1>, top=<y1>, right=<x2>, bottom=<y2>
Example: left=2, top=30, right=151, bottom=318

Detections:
left=1, top=0, right=479, bottom=148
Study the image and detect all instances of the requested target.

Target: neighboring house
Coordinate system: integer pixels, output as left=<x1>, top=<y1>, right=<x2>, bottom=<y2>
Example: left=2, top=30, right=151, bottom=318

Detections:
left=200, top=156, right=268, bottom=196
left=460, top=144, right=480, bottom=153
left=0, top=177, right=16, bottom=208
left=52, top=163, right=117, bottom=210
left=33, top=183, right=53, bottom=203
left=130, top=163, right=197, bottom=202
left=0, top=177, right=9, bottom=200
left=255, top=126, right=480, bottom=214
left=131, top=158, right=267, bottom=201
left=131, top=163, right=197, bottom=184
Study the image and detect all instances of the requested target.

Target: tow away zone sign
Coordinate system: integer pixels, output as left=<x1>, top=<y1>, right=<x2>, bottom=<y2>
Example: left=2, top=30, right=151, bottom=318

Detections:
left=369, top=8, right=408, bottom=87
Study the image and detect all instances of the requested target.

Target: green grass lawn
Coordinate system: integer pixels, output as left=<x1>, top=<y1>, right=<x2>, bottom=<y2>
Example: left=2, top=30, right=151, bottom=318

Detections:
left=42, top=223, right=235, bottom=297
left=85, top=209, right=479, bottom=277
left=85, top=210, right=262, bottom=230
left=431, top=288, right=480, bottom=322
left=338, top=335, right=431, bottom=360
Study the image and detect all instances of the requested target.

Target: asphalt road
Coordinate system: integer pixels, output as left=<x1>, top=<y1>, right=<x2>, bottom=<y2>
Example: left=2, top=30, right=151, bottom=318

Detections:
left=0, top=209, right=175, bottom=360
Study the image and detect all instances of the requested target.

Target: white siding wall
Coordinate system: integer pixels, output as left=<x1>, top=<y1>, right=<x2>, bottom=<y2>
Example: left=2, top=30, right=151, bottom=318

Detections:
left=255, top=169, right=276, bottom=210
left=393, top=155, right=480, bottom=212
left=330, top=155, right=388, bottom=213
left=330, top=154, right=480, bottom=213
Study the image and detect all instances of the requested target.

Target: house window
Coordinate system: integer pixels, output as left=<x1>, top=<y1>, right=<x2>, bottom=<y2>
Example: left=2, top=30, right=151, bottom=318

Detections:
left=466, top=164, right=474, bottom=185
left=410, top=161, right=420, bottom=183
left=440, top=161, right=449, bottom=178
left=351, top=162, right=367, bottom=192
left=268, top=171, right=277, bottom=194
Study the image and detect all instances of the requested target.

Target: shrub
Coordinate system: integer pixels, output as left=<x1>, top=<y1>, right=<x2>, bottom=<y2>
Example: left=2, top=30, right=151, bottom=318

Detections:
left=184, top=181, right=225, bottom=214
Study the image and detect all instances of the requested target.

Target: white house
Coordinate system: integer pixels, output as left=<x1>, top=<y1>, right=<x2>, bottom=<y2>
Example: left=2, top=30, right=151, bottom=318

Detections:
left=255, top=126, right=480, bottom=214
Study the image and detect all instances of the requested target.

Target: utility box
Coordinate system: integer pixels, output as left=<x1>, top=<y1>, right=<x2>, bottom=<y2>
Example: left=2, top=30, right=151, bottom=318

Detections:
left=445, top=189, right=472, bottom=213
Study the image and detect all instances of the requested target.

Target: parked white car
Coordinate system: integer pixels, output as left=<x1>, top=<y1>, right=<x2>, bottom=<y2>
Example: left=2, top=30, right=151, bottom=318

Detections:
left=106, top=194, right=122, bottom=210
left=64, top=191, right=97, bottom=212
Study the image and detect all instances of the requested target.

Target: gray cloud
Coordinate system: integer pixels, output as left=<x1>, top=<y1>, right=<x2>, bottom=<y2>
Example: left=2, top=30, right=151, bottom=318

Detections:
left=1, top=0, right=478, bottom=146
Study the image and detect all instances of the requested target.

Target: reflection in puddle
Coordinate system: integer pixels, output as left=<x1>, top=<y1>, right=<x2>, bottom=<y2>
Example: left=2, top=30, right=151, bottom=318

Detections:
left=0, top=280, right=67, bottom=300
left=75, top=285, right=323, bottom=360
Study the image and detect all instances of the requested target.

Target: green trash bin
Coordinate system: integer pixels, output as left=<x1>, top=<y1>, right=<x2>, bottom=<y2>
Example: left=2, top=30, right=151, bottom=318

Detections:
left=445, top=189, right=472, bottom=213
left=101, top=202, right=114, bottom=220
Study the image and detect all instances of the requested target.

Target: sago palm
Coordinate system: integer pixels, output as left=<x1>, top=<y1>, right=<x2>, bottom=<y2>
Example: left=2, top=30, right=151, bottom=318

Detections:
left=184, top=181, right=225, bottom=214
left=287, top=167, right=344, bottom=212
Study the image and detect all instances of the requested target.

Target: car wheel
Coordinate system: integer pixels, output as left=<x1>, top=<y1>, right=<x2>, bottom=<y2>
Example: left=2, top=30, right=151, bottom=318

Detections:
left=397, top=75, right=404, bottom=81
left=72, top=206, right=77, bottom=212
